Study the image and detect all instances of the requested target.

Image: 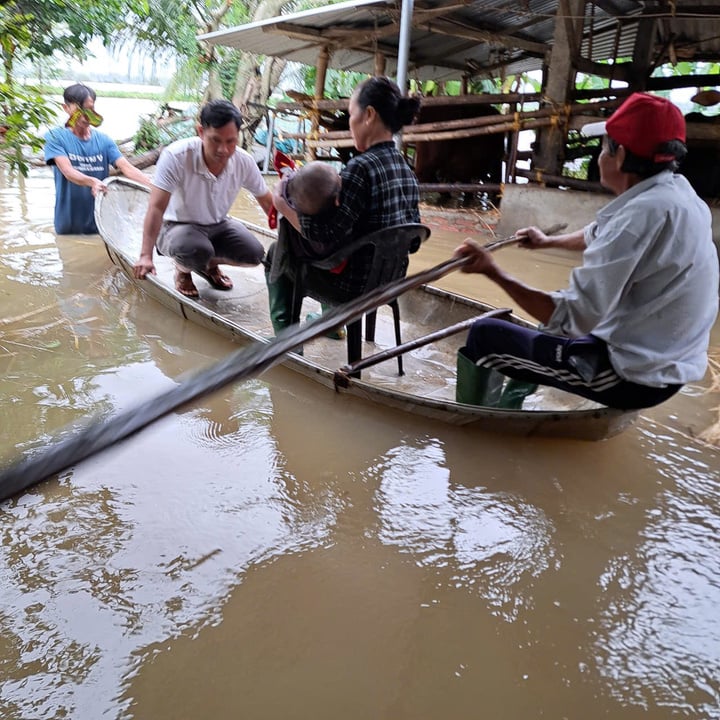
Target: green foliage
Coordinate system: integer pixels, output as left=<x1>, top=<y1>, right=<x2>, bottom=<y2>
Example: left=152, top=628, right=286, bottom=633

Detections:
left=562, top=156, right=591, bottom=180
left=117, top=0, right=252, bottom=101
left=1, top=0, right=149, bottom=72
left=467, top=77, right=501, bottom=94
left=116, top=0, right=200, bottom=60
left=300, top=67, right=368, bottom=99
left=218, top=50, right=242, bottom=99
left=652, top=60, right=720, bottom=78
left=0, top=81, right=57, bottom=177
left=410, top=73, right=540, bottom=98
left=133, top=116, right=162, bottom=152
left=0, top=0, right=151, bottom=176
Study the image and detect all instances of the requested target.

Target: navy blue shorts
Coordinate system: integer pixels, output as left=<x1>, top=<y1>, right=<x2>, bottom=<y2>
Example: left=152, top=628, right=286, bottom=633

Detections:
left=464, top=318, right=681, bottom=410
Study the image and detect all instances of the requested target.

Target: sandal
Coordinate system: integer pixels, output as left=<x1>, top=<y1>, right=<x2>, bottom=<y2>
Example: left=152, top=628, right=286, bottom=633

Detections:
left=174, top=268, right=199, bottom=297
left=196, top=266, right=233, bottom=291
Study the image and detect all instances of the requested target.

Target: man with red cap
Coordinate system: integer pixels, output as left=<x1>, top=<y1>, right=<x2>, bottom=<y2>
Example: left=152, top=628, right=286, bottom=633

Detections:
left=453, top=92, right=719, bottom=411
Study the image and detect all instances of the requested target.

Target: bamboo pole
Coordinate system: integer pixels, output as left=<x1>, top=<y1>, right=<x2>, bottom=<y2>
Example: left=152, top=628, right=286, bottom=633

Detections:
left=335, top=308, right=511, bottom=381
left=282, top=96, right=623, bottom=146
left=307, top=118, right=555, bottom=149
left=514, top=167, right=608, bottom=193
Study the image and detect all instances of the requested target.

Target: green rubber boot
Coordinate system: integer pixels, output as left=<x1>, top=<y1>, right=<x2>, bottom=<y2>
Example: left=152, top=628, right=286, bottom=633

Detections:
left=265, top=271, right=294, bottom=336
left=455, top=347, right=505, bottom=407
left=306, top=302, right=347, bottom=340
left=497, top=378, right=538, bottom=409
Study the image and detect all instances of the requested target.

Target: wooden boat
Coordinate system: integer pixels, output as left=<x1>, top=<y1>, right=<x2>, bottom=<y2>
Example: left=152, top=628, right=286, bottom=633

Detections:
left=94, top=177, right=638, bottom=441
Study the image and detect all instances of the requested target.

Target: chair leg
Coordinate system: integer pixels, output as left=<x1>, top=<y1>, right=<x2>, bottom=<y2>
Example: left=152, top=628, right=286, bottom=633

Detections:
left=346, top=319, right=363, bottom=378
left=390, top=300, right=404, bottom=376
left=365, top=310, right=377, bottom=342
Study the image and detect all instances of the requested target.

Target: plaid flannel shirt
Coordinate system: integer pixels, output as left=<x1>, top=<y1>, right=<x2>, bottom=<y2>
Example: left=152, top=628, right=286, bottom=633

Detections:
left=297, top=141, right=420, bottom=298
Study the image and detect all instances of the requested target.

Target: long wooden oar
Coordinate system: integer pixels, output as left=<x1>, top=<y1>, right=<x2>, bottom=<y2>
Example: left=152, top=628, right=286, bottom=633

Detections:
left=333, top=307, right=512, bottom=386
left=0, top=254, right=473, bottom=503
left=482, top=222, right=568, bottom=251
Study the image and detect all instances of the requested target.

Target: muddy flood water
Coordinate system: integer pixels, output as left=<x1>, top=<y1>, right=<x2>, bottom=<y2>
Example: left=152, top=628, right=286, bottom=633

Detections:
left=1, top=164, right=719, bottom=719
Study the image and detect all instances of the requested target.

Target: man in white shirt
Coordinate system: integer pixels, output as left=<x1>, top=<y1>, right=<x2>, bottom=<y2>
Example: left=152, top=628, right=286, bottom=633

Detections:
left=454, top=92, right=719, bottom=410
left=133, top=99, right=273, bottom=297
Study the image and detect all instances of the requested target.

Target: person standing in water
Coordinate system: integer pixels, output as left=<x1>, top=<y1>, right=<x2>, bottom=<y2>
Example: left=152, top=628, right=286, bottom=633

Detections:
left=44, top=83, right=151, bottom=235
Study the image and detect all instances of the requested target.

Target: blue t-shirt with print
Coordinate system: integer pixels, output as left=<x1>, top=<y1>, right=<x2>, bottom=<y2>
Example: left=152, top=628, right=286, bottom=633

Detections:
left=44, top=127, right=122, bottom=234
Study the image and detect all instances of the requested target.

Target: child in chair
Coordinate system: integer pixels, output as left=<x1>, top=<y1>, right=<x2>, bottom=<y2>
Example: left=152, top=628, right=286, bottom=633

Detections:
left=278, top=160, right=342, bottom=216
left=269, top=161, right=346, bottom=338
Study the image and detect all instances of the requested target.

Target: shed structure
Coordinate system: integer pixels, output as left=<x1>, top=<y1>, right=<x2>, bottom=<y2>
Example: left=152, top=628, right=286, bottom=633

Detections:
left=199, top=0, right=720, bottom=195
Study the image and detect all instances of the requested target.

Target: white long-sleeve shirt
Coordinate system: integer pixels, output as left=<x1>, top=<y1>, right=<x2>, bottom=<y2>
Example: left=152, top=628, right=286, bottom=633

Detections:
left=546, top=171, right=719, bottom=386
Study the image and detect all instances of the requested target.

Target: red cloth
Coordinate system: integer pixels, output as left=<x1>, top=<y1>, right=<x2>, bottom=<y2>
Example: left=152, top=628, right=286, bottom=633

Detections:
left=267, top=150, right=296, bottom=229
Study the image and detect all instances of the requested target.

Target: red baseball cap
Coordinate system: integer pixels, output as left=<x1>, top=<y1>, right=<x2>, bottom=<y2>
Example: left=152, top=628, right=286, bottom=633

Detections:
left=582, top=92, right=686, bottom=162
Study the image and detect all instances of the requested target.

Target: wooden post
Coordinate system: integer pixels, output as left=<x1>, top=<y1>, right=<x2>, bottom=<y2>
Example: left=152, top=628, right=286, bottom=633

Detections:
left=506, top=121, right=520, bottom=184
left=627, top=16, right=657, bottom=91
left=532, top=0, right=585, bottom=177
left=310, top=45, right=330, bottom=160
left=374, top=52, right=386, bottom=77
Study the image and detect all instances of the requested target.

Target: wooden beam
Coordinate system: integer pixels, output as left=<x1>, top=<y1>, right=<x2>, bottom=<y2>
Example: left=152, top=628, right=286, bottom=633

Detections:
left=309, top=44, right=331, bottom=160
left=627, top=15, right=657, bottom=89
left=374, top=51, right=386, bottom=76
left=425, top=17, right=548, bottom=56
left=267, top=3, right=477, bottom=49
left=533, top=0, right=586, bottom=175
left=571, top=74, right=720, bottom=100
left=574, top=56, right=633, bottom=81
left=647, top=73, right=720, bottom=91
left=275, top=92, right=547, bottom=114
left=514, top=167, right=608, bottom=193
left=640, top=4, right=720, bottom=17
left=268, top=20, right=483, bottom=78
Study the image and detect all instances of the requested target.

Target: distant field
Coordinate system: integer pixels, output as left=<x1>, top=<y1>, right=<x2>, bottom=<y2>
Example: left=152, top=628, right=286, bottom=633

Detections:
left=24, top=79, right=195, bottom=102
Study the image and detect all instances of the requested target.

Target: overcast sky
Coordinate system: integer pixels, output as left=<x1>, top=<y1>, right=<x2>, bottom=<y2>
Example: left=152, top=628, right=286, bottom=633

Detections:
left=74, top=39, right=175, bottom=84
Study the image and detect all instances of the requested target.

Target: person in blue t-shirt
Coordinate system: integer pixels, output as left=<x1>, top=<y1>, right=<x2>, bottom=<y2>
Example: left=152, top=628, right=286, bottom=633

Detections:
left=44, top=83, right=151, bottom=235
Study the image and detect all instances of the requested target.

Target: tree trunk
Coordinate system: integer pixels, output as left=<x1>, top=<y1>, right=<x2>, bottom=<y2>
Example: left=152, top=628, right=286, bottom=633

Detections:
left=198, top=0, right=236, bottom=102
left=230, top=0, right=293, bottom=150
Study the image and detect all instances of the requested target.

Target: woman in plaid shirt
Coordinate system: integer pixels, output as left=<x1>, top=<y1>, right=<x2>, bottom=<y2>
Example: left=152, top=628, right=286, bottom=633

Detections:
left=266, top=76, right=421, bottom=334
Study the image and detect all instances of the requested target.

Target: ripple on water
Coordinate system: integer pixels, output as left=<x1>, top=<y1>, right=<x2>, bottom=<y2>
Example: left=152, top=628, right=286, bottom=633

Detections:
left=372, top=440, right=556, bottom=621
left=594, top=437, right=720, bottom=716
left=0, top=397, right=335, bottom=719
left=2, top=246, right=63, bottom=287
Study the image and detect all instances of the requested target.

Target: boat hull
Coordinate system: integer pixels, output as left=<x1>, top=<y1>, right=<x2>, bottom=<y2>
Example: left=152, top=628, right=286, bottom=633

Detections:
left=96, top=177, right=637, bottom=441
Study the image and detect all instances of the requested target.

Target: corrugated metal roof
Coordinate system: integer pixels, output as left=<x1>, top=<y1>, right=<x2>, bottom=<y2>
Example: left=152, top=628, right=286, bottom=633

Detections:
left=199, top=0, right=720, bottom=82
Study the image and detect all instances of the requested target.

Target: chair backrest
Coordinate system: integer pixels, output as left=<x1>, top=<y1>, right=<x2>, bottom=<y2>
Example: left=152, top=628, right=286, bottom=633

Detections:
left=304, top=223, right=432, bottom=305
left=357, top=223, right=431, bottom=293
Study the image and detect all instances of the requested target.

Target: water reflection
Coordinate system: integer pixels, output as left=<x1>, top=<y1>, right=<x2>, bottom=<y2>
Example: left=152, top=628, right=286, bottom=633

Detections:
left=0, top=373, right=335, bottom=717
left=374, top=444, right=557, bottom=621
left=596, top=429, right=720, bottom=716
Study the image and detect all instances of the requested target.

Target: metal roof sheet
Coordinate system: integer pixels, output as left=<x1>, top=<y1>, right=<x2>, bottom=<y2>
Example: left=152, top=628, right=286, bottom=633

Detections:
left=199, top=0, right=720, bottom=82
